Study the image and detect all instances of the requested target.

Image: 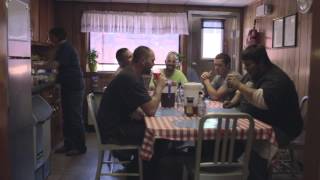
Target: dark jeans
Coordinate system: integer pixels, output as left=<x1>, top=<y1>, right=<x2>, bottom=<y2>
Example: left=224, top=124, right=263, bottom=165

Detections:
left=248, top=150, right=269, bottom=180
left=61, top=88, right=86, bottom=151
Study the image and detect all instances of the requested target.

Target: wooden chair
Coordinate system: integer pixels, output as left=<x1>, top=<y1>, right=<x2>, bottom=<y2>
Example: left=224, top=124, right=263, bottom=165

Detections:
left=87, top=93, right=143, bottom=180
left=194, top=113, right=255, bottom=180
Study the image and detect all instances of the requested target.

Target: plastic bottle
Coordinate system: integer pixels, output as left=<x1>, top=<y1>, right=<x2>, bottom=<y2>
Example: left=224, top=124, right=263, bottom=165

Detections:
left=176, top=83, right=183, bottom=109
left=197, top=92, right=207, bottom=117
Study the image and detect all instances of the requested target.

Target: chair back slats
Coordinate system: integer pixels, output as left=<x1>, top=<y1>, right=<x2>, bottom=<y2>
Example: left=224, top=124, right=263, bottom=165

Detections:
left=228, top=118, right=238, bottom=163
left=194, top=113, right=255, bottom=180
left=87, top=93, right=103, bottom=145
left=213, top=116, right=223, bottom=162
left=220, top=117, right=231, bottom=163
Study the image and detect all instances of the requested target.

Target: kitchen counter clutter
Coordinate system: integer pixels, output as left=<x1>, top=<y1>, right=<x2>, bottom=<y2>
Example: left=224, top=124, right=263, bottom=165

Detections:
left=32, top=82, right=56, bottom=94
left=32, top=81, right=63, bottom=150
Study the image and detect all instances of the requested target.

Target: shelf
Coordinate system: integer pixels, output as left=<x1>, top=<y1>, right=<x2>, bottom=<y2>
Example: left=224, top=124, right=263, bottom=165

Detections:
left=32, top=41, right=51, bottom=47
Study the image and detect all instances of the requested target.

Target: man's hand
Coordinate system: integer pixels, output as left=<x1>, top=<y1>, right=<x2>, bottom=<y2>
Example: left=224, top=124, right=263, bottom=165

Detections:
left=226, top=74, right=242, bottom=89
left=223, top=100, right=234, bottom=109
left=155, top=74, right=167, bottom=90
left=130, top=107, right=145, bottom=121
left=201, top=71, right=211, bottom=81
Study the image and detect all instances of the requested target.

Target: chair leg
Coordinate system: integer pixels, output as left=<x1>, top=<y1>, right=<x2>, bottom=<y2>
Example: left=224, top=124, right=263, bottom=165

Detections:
left=138, top=150, right=143, bottom=180
left=95, top=150, right=105, bottom=180
left=289, top=147, right=301, bottom=177
left=107, top=151, right=112, bottom=169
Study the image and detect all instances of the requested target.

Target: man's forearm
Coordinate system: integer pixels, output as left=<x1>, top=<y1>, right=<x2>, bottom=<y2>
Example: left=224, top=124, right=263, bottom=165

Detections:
left=204, top=80, right=226, bottom=100
left=152, top=86, right=162, bottom=103
left=237, top=83, right=268, bottom=109
left=144, top=86, right=162, bottom=116
left=238, top=83, right=255, bottom=101
left=204, top=81, right=218, bottom=98
left=230, top=90, right=241, bottom=105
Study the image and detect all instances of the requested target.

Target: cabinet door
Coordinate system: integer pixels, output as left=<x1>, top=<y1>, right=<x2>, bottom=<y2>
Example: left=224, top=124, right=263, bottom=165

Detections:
left=30, top=0, right=39, bottom=41
left=7, top=0, right=30, bottom=41
left=48, top=0, right=54, bottom=32
left=39, top=0, right=48, bottom=43
left=38, top=0, right=55, bottom=43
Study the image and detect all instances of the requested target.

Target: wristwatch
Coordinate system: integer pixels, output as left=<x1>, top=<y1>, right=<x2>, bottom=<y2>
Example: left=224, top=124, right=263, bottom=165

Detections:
left=297, top=0, right=313, bottom=14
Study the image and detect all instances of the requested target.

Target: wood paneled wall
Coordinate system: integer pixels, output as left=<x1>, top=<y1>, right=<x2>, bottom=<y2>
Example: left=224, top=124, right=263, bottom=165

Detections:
left=0, top=1, right=11, bottom=180
left=54, top=2, right=242, bottom=85
left=243, top=0, right=311, bottom=99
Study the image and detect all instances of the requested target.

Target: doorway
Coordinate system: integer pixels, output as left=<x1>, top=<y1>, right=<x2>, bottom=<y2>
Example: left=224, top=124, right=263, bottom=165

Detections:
left=187, top=11, right=241, bottom=82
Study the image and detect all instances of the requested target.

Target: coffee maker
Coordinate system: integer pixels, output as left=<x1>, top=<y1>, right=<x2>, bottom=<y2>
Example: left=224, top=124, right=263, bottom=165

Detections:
left=183, top=82, right=203, bottom=106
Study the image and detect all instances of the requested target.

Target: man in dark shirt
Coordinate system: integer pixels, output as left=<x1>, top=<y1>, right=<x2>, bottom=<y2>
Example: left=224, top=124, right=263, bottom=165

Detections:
left=97, top=46, right=167, bottom=179
left=97, top=46, right=166, bottom=145
left=49, top=27, right=86, bottom=156
left=227, top=45, right=303, bottom=180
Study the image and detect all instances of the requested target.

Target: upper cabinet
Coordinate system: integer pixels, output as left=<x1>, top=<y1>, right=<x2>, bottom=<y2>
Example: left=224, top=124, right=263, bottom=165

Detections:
left=30, top=0, right=39, bottom=42
left=30, top=0, right=54, bottom=43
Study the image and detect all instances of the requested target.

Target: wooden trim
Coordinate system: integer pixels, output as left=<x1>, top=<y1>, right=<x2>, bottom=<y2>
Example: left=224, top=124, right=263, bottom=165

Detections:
left=304, top=0, right=320, bottom=179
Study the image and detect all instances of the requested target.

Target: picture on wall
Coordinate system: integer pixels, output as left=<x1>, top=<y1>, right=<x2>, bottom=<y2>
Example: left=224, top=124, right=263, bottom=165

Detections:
left=284, top=14, right=297, bottom=47
left=272, top=18, right=284, bottom=48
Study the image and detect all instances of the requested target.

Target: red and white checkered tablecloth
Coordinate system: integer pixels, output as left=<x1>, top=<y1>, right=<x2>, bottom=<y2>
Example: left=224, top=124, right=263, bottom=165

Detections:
left=140, top=101, right=276, bottom=160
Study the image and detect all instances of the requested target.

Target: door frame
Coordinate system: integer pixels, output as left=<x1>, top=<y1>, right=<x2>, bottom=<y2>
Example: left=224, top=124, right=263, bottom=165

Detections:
left=187, top=10, right=242, bottom=75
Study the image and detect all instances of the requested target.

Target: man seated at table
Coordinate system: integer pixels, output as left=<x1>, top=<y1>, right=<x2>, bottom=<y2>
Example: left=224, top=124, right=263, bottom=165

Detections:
left=226, top=45, right=303, bottom=180
left=114, top=48, right=133, bottom=76
left=97, top=46, right=167, bottom=178
left=201, top=53, right=241, bottom=101
left=150, top=51, right=188, bottom=88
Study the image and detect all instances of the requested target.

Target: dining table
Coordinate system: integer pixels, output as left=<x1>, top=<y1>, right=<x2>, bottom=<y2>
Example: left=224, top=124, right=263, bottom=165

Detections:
left=140, top=101, right=276, bottom=160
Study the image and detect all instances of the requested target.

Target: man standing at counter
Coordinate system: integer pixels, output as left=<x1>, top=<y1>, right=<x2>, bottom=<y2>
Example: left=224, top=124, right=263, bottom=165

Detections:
left=227, top=45, right=303, bottom=180
left=49, top=27, right=86, bottom=156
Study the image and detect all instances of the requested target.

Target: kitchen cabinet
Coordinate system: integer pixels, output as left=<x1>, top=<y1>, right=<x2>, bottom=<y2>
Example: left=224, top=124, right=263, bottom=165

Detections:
left=31, top=43, right=62, bottom=149
left=30, top=0, right=39, bottom=41
left=30, top=0, right=54, bottom=43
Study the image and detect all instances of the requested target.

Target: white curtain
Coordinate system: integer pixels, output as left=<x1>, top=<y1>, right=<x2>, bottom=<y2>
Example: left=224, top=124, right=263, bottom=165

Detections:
left=81, top=11, right=189, bottom=35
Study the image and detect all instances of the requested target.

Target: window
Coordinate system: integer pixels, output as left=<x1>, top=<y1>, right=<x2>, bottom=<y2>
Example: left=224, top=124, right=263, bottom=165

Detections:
left=201, top=19, right=224, bottom=59
left=90, top=33, right=179, bottom=71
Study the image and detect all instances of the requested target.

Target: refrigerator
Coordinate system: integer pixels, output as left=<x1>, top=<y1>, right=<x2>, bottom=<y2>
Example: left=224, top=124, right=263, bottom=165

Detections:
left=7, top=0, right=35, bottom=179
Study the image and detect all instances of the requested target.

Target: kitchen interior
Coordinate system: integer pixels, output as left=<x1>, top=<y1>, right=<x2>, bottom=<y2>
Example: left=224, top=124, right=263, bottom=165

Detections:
left=1, top=0, right=320, bottom=180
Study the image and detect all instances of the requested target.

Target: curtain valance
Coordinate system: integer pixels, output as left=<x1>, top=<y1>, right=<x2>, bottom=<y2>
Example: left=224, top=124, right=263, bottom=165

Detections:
left=81, top=11, right=189, bottom=35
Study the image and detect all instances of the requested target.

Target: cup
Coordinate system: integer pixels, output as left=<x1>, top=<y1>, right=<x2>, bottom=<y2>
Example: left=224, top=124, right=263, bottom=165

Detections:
left=153, top=70, right=161, bottom=80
